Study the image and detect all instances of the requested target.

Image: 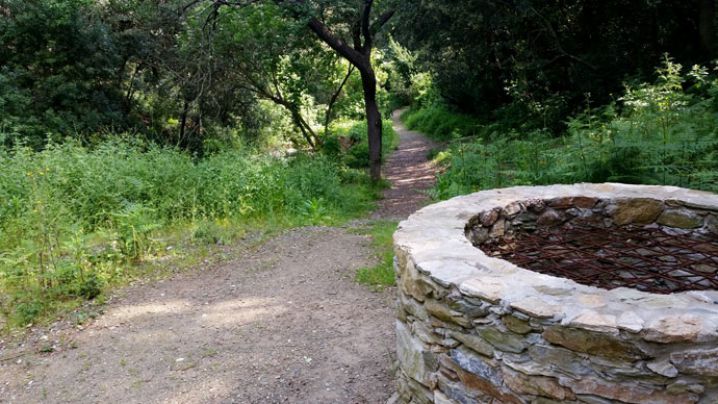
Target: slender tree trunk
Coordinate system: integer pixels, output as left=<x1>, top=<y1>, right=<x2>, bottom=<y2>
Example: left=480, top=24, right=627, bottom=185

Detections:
left=700, top=0, right=716, bottom=58
left=360, top=66, right=383, bottom=182
left=301, top=2, right=394, bottom=182
left=179, top=99, right=190, bottom=146
left=324, top=65, right=355, bottom=135
left=201, top=0, right=393, bottom=180
left=290, top=108, right=317, bottom=150
left=125, top=65, right=140, bottom=103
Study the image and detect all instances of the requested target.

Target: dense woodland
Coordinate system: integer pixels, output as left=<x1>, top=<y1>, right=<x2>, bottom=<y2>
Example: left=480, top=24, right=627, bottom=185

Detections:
left=1, top=0, right=718, bottom=327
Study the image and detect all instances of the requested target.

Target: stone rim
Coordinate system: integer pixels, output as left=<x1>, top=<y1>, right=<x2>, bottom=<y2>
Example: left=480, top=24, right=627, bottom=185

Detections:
left=394, top=183, right=718, bottom=342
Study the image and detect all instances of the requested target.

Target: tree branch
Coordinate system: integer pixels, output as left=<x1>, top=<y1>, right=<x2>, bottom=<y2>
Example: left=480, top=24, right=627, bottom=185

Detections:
left=192, top=0, right=371, bottom=70
left=360, top=0, right=373, bottom=53
left=352, top=20, right=362, bottom=51
left=370, top=9, right=394, bottom=35
left=525, top=4, right=597, bottom=71
left=493, top=0, right=597, bottom=71
left=325, top=64, right=356, bottom=134
left=307, top=18, right=366, bottom=69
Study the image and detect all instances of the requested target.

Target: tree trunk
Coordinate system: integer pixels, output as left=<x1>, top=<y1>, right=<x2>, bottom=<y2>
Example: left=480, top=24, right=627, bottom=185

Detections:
left=360, top=67, right=383, bottom=182
left=700, top=0, right=716, bottom=58
left=290, top=108, right=317, bottom=150
left=301, top=4, right=392, bottom=182
left=179, top=99, right=190, bottom=147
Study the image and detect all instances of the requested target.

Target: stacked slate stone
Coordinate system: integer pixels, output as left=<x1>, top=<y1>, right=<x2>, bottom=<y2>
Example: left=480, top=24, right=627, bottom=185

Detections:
left=393, top=184, right=718, bottom=404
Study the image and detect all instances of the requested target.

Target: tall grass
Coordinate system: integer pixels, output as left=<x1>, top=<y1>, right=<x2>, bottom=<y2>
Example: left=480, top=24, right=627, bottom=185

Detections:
left=425, top=58, right=718, bottom=200
left=0, top=140, right=379, bottom=327
left=354, top=221, right=398, bottom=290
left=402, top=106, right=485, bottom=141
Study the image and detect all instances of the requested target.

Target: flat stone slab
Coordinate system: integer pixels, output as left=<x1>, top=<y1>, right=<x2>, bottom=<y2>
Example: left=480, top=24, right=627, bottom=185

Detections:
left=394, top=183, right=718, bottom=344
left=394, top=184, right=718, bottom=404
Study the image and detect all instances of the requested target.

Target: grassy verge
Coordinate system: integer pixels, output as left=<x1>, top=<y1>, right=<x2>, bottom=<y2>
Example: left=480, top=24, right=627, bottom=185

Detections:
left=53, top=216, right=282, bottom=331
left=354, top=221, right=398, bottom=291
left=0, top=139, right=384, bottom=330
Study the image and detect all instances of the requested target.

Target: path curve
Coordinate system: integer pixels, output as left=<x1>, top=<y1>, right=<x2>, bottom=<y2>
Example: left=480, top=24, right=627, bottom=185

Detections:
left=0, top=112, right=439, bottom=404
left=372, top=110, right=438, bottom=221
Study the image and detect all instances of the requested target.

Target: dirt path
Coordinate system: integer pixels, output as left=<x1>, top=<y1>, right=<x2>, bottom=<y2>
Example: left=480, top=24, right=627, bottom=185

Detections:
left=372, top=110, right=438, bottom=220
left=0, top=113, right=439, bottom=404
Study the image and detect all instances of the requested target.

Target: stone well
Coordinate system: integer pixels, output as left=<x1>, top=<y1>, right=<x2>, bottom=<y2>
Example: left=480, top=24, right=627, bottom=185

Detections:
left=393, top=184, right=718, bottom=404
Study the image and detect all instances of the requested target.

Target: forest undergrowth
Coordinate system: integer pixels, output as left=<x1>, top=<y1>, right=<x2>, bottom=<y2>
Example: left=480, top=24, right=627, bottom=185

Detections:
left=0, top=121, right=397, bottom=330
left=403, top=58, right=718, bottom=200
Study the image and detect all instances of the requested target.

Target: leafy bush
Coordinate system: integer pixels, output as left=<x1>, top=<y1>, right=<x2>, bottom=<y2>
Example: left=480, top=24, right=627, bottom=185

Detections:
left=429, top=58, right=718, bottom=200
left=402, top=106, right=486, bottom=141
left=0, top=141, right=378, bottom=327
left=324, top=119, right=399, bottom=168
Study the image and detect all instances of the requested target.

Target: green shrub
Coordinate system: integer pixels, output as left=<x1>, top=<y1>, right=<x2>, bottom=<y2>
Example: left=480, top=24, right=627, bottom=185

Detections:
left=325, top=119, right=399, bottom=168
left=0, top=140, right=379, bottom=327
left=14, top=301, right=44, bottom=326
left=428, top=57, right=718, bottom=200
left=77, top=273, right=103, bottom=300
left=193, top=220, right=231, bottom=245
left=402, top=106, right=486, bottom=141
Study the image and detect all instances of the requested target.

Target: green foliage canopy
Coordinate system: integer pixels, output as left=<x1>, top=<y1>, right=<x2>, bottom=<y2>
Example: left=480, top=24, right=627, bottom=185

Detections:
left=391, top=0, right=715, bottom=129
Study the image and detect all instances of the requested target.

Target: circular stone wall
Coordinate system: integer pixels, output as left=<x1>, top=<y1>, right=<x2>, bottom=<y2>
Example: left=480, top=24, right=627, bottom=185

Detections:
left=393, top=184, right=718, bottom=404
